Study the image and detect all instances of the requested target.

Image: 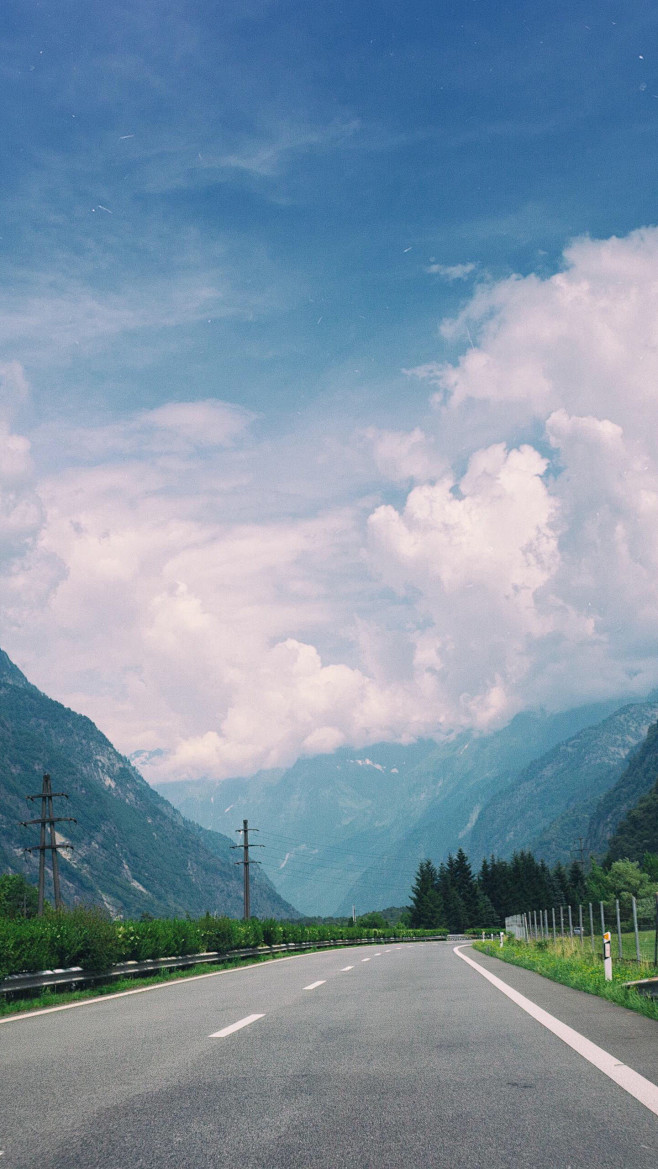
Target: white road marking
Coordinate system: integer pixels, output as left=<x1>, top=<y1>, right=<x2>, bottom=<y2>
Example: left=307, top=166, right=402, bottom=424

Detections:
left=303, top=980, right=326, bottom=990
left=0, top=952, right=310, bottom=1025
left=454, top=946, right=658, bottom=1118
left=384, top=949, right=392, bottom=953
left=209, top=1013, right=264, bottom=1038
left=361, top=957, right=371, bottom=962
left=341, top=966, right=354, bottom=971
left=373, top=952, right=382, bottom=956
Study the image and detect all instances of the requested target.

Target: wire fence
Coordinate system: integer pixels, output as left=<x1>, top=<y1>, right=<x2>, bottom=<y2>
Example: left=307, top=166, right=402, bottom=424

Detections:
left=506, top=894, right=658, bottom=968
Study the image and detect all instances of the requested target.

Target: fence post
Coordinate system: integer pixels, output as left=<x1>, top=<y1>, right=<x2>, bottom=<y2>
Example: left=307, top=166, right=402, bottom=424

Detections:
left=615, top=899, right=623, bottom=960
left=632, top=895, right=641, bottom=962
left=567, top=905, right=573, bottom=938
left=559, top=905, right=564, bottom=937
left=654, top=892, right=658, bottom=968
left=533, top=910, right=538, bottom=939
left=578, top=904, right=584, bottom=946
left=544, top=909, right=549, bottom=937
left=589, top=902, right=595, bottom=953
left=600, top=901, right=606, bottom=942
left=552, top=907, right=556, bottom=941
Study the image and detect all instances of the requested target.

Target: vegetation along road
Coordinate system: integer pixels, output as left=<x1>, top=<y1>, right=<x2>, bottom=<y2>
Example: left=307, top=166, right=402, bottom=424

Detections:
left=1, top=942, right=657, bottom=1168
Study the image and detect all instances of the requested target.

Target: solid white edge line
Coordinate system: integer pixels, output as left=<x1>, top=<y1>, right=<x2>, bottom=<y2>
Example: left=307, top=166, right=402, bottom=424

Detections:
left=209, top=1013, right=265, bottom=1038
left=453, top=945, right=658, bottom=1118
left=303, top=980, right=326, bottom=990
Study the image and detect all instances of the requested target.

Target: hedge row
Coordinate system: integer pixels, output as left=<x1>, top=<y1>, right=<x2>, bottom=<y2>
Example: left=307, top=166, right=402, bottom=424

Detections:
left=0, top=908, right=440, bottom=979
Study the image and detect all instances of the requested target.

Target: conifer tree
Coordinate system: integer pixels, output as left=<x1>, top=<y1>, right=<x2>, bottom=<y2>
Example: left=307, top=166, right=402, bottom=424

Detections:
left=409, top=859, right=444, bottom=928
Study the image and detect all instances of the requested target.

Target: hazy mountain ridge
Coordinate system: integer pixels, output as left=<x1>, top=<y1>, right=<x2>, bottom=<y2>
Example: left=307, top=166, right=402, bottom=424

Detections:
left=157, top=700, right=630, bottom=916
left=0, top=649, right=297, bottom=919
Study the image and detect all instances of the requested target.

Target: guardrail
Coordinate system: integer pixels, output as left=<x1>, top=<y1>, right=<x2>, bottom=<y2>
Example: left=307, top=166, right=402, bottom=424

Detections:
left=0, top=934, right=449, bottom=999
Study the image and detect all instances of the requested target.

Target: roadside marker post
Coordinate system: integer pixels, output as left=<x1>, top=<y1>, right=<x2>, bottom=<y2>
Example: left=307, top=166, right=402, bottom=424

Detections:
left=499, top=931, right=504, bottom=949
left=603, top=931, right=612, bottom=982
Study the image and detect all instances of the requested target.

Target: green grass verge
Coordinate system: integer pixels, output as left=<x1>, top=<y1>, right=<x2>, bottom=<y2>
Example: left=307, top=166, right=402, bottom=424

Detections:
left=472, top=938, right=658, bottom=1022
left=0, top=947, right=337, bottom=1019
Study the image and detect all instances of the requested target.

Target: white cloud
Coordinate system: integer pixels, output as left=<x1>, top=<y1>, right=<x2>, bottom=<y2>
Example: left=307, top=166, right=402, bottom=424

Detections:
left=5, top=229, right=658, bottom=778
left=425, top=262, right=476, bottom=280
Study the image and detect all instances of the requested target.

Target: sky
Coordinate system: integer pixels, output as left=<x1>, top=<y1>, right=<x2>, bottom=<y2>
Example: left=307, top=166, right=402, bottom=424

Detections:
left=2, top=1, right=658, bottom=781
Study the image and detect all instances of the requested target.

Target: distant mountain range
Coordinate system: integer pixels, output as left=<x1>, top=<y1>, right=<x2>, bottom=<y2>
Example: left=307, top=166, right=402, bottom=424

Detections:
left=0, top=649, right=297, bottom=919
left=157, top=695, right=658, bottom=916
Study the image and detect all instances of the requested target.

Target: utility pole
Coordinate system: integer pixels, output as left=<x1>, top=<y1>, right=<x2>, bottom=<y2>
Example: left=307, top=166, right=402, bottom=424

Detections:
left=21, top=774, right=76, bottom=914
left=231, top=819, right=264, bottom=920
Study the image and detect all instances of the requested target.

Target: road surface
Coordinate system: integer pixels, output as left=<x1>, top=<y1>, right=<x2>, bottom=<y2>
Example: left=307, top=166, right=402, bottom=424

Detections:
left=1, top=942, right=657, bottom=1168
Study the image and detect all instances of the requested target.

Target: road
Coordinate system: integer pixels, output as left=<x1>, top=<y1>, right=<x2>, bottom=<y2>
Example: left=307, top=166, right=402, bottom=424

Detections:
left=1, top=942, right=657, bottom=1168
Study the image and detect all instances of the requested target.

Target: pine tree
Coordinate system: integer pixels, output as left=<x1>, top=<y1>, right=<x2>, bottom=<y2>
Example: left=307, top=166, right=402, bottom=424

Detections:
left=408, top=859, right=444, bottom=929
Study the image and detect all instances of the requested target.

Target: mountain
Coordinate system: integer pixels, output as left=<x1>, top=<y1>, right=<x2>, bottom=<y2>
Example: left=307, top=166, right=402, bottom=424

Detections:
left=333, top=700, right=630, bottom=914
left=157, top=700, right=624, bottom=916
left=463, top=699, right=658, bottom=866
left=605, top=779, right=658, bottom=864
left=586, top=720, right=658, bottom=860
left=0, top=649, right=297, bottom=919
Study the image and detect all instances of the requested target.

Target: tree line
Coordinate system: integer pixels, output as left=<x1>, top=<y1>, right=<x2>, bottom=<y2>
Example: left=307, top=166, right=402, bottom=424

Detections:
left=408, top=848, right=658, bottom=931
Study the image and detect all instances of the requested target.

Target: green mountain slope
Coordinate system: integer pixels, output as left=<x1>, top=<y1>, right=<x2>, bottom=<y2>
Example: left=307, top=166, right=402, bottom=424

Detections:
left=586, top=721, right=658, bottom=859
left=605, top=778, right=658, bottom=863
left=0, top=650, right=297, bottom=919
left=462, top=699, right=658, bottom=866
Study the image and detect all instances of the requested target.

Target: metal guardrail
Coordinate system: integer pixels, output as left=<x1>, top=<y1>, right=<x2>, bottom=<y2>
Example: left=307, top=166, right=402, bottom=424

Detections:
left=0, top=934, right=448, bottom=998
left=622, top=975, right=658, bottom=999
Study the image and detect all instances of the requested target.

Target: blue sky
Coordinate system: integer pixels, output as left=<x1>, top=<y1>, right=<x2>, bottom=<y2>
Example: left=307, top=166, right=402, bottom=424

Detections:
left=3, top=2, right=658, bottom=778
left=3, top=1, right=657, bottom=431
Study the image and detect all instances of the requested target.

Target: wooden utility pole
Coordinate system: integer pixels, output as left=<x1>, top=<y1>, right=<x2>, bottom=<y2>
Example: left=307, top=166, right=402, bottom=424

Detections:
left=21, top=774, right=76, bottom=913
left=231, top=819, right=263, bottom=920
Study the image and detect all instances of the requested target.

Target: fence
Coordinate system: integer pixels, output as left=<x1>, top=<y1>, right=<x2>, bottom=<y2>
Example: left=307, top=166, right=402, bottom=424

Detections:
left=506, top=893, right=658, bottom=967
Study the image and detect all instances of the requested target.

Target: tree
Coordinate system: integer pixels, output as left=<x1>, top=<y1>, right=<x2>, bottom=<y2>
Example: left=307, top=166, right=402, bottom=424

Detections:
left=607, top=859, right=654, bottom=899
left=585, top=859, right=612, bottom=902
left=0, top=873, right=39, bottom=919
left=356, top=911, right=388, bottom=929
left=409, top=860, right=444, bottom=929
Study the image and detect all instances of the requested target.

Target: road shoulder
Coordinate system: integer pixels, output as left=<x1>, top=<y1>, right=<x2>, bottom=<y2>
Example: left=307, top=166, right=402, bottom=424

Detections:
left=459, top=944, right=658, bottom=1085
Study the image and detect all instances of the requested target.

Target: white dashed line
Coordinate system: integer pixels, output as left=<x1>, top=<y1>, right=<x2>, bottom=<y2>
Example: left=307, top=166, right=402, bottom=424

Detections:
left=209, top=1013, right=265, bottom=1038
left=361, top=957, right=371, bottom=962
left=341, top=965, right=354, bottom=971
left=454, top=946, right=658, bottom=1118
left=303, top=980, right=326, bottom=990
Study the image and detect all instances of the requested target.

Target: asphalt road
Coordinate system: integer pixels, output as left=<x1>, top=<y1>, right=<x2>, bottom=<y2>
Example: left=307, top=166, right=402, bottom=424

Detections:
left=1, top=942, right=657, bottom=1168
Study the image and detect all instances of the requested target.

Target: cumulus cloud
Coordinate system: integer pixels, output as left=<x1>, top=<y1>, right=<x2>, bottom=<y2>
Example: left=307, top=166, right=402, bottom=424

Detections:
left=5, top=228, right=658, bottom=779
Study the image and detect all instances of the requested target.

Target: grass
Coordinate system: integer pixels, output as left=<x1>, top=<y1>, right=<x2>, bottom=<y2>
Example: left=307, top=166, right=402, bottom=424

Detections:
left=472, top=937, right=658, bottom=1022
left=0, top=947, right=338, bottom=1019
